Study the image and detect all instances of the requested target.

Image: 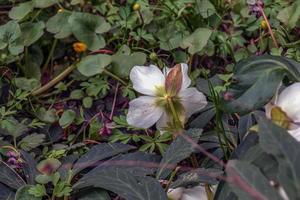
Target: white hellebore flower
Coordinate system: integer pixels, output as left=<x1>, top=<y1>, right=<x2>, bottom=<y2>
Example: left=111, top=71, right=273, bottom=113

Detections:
left=265, top=82, right=300, bottom=141
left=167, top=186, right=213, bottom=200
left=126, top=63, right=207, bottom=130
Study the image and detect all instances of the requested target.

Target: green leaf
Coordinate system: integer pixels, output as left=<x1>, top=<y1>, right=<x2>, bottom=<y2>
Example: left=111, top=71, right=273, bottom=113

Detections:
left=9, top=1, right=34, bottom=20
left=83, top=96, right=93, bottom=108
left=46, top=12, right=72, bottom=38
left=226, top=160, right=281, bottom=200
left=180, top=28, right=212, bottom=54
left=72, top=143, right=135, bottom=176
left=18, top=133, right=45, bottom=151
left=70, top=89, right=84, bottom=99
left=59, top=109, right=76, bottom=128
left=277, top=1, right=300, bottom=29
left=111, top=52, right=146, bottom=78
left=222, top=55, right=300, bottom=114
left=258, top=117, right=300, bottom=198
left=14, top=77, right=40, bottom=91
left=195, top=0, right=216, bottom=18
left=35, top=107, right=57, bottom=123
left=68, top=12, right=110, bottom=51
left=32, top=0, right=59, bottom=8
left=77, top=54, right=111, bottom=77
left=28, top=184, right=47, bottom=198
left=156, top=129, right=203, bottom=179
left=20, top=22, right=45, bottom=46
left=0, top=160, right=25, bottom=190
left=74, top=168, right=168, bottom=200
left=15, top=185, right=42, bottom=200
left=0, top=21, right=23, bottom=55
left=0, top=118, right=28, bottom=138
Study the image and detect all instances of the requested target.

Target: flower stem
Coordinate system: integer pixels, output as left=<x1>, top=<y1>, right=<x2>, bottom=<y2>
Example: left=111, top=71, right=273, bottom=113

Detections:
left=167, top=98, right=183, bottom=130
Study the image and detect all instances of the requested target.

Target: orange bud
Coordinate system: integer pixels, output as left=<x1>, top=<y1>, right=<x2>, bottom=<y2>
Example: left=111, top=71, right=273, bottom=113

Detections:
left=165, top=64, right=182, bottom=97
left=73, top=42, right=87, bottom=53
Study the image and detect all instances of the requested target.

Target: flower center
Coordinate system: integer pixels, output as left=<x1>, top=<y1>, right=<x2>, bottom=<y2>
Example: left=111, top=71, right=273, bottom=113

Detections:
left=270, top=106, right=291, bottom=129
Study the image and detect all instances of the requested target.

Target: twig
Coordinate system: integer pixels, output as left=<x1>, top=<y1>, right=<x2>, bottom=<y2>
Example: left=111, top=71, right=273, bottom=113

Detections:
left=31, top=64, right=77, bottom=96
left=259, top=6, right=279, bottom=48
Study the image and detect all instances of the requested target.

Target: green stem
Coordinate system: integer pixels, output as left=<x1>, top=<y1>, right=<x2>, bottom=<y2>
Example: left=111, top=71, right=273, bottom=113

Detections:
left=167, top=98, right=183, bottom=130
left=42, top=38, right=58, bottom=72
left=103, top=69, right=127, bottom=85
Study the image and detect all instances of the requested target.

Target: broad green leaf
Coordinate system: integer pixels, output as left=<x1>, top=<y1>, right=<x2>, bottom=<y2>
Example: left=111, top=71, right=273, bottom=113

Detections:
left=59, top=109, right=76, bottom=128
left=20, top=22, right=45, bottom=46
left=0, top=160, right=25, bottom=190
left=180, top=28, right=212, bottom=54
left=9, top=1, right=34, bottom=20
left=69, top=12, right=110, bottom=51
left=111, top=52, right=146, bottom=78
left=74, top=168, right=168, bottom=200
left=226, top=160, right=281, bottom=200
left=46, top=12, right=72, bottom=39
left=32, top=0, right=59, bottom=8
left=15, top=185, right=41, bottom=200
left=77, top=54, right=111, bottom=77
left=77, top=189, right=110, bottom=200
left=84, top=152, right=160, bottom=176
left=0, top=21, right=23, bottom=55
left=18, top=133, right=45, bottom=151
left=72, top=143, right=135, bottom=176
left=171, top=168, right=222, bottom=188
left=258, top=117, right=300, bottom=198
left=158, top=24, right=188, bottom=51
left=195, top=0, right=216, bottom=18
left=222, top=55, right=300, bottom=114
left=156, top=129, right=203, bottom=179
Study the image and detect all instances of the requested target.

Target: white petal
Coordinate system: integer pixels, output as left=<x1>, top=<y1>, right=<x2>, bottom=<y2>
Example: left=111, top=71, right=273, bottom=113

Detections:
left=126, top=96, right=163, bottom=128
left=264, top=102, right=274, bottom=119
left=276, top=83, right=300, bottom=122
left=288, top=127, right=300, bottom=142
left=182, top=186, right=208, bottom=200
left=180, top=63, right=192, bottom=91
left=167, top=188, right=184, bottom=200
left=179, top=88, right=207, bottom=118
left=156, top=112, right=170, bottom=134
left=130, top=65, right=165, bottom=96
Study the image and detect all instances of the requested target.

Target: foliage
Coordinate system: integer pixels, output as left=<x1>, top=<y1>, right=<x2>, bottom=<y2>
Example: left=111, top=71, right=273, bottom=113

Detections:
left=0, top=0, right=300, bottom=199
